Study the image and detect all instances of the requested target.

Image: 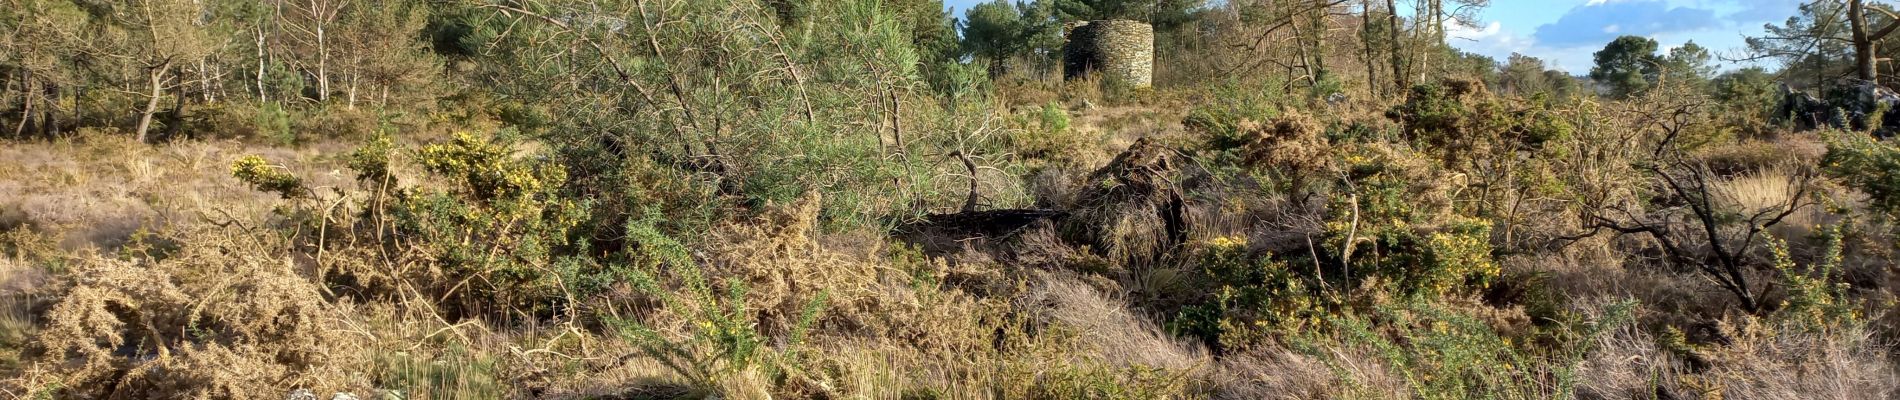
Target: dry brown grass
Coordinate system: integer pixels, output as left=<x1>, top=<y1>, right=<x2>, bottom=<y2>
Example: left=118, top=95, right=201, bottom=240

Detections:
left=1019, top=274, right=1209, bottom=371
left=1210, top=345, right=1404, bottom=400
left=1693, top=318, right=1899, bottom=400
left=1578, top=314, right=1900, bottom=400
left=0, top=133, right=354, bottom=252
left=1713, top=164, right=1825, bottom=235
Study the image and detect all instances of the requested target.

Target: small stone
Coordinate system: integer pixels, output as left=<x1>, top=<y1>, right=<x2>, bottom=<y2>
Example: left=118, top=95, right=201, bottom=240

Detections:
left=331, top=392, right=360, bottom=400
left=287, top=389, right=317, bottom=400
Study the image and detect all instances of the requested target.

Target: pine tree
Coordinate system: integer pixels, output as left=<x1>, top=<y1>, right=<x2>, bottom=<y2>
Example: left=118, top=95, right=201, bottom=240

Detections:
left=1590, top=35, right=1662, bottom=98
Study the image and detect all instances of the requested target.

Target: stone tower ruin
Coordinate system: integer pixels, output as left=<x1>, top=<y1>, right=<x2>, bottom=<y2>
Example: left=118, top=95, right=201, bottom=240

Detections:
left=1063, top=20, right=1154, bottom=88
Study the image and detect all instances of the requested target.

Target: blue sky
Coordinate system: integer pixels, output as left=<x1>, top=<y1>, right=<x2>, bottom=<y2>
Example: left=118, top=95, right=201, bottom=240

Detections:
left=942, top=0, right=1809, bottom=73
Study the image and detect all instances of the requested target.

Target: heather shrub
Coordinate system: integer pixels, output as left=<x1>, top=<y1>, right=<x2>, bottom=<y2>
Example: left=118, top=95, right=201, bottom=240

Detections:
left=292, top=105, right=380, bottom=141
left=1007, top=100, right=1097, bottom=169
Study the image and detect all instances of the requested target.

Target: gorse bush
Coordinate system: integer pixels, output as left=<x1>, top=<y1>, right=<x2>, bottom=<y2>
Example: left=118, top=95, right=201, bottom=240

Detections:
left=231, top=155, right=308, bottom=199
left=392, top=132, right=589, bottom=317
left=1171, top=236, right=1321, bottom=353
left=414, top=131, right=564, bottom=207
left=1771, top=227, right=1859, bottom=330
left=1390, top=80, right=1501, bottom=162
left=1391, top=80, right=1575, bottom=168
left=1325, top=143, right=1500, bottom=298
left=236, top=131, right=598, bottom=318
left=1823, top=129, right=1900, bottom=216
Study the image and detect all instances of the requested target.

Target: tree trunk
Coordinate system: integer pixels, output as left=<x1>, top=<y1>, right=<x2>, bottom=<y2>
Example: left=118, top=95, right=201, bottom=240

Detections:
left=346, top=56, right=358, bottom=110
left=317, top=20, right=329, bottom=102
left=13, top=70, right=30, bottom=138
left=198, top=59, right=215, bottom=103
left=1311, top=0, right=1329, bottom=82
left=257, top=25, right=269, bottom=102
left=1386, top=0, right=1407, bottom=91
left=1291, top=12, right=1318, bottom=88
left=1416, top=0, right=1439, bottom=83
left=135, top=67, right=167, bottom=143
left=1852, top=0, right=1878, bottom=82
left=40, top=83, right=57, bottom=138
left=1362, top=0, right=1380, bottom=97
left=75, top=82, right=85, bottom=130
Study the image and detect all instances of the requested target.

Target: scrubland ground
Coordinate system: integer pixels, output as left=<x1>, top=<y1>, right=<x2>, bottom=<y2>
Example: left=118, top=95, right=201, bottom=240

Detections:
left=4, top=0, right=1900, bottom=399
left=3, top=80, right=1899, bottom=399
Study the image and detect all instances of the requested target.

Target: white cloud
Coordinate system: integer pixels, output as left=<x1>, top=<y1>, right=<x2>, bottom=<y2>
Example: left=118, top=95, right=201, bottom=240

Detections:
left=1533, top=0, right=1718, bottom=48
left=1446, top=20, right=1551, bottom=67
left=1448, top=21, right=1505, bottom=40
left=1445, top=0, right=1789, bottom=74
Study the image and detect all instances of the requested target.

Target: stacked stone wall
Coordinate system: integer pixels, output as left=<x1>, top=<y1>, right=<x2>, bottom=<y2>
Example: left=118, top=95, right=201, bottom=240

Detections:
left=1063, top=20, right=1153, bottom=88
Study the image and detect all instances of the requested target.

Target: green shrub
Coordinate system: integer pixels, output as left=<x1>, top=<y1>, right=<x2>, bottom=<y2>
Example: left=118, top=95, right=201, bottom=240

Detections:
left=1040, top=100, right=1070, bottom=133
left=1178, top=86, right=1284, bottom=153
left=611, top=254, right=826, bottom=394
left=235, top=132, right=602, bottom=318
left=1321, top=299, right=1636, bottom=399
left=1170, top=236, right=1321, bottom=353
left=1771, top=226, right=1858, bottom=330
left=1325, top=144, right=1499, bottom=298
left=230, top=155, right=307, bottom=199
left=495, top=101, right=551, bottom=136
left=256, top=102, right=294, bottom=145
left=1822, top=130, right=1900, bottom=216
